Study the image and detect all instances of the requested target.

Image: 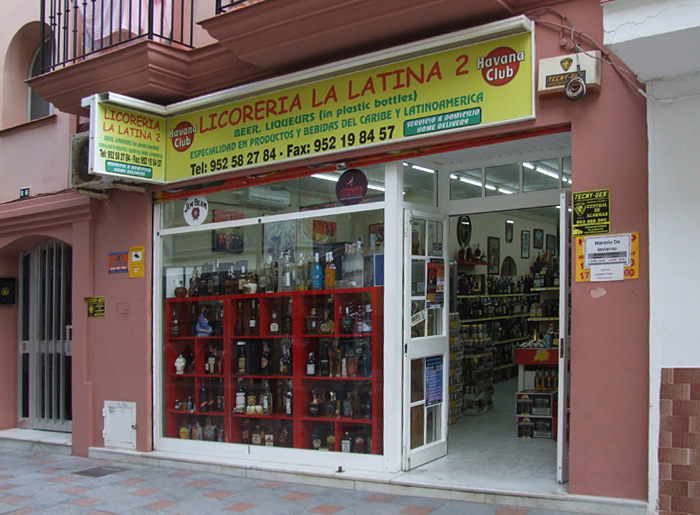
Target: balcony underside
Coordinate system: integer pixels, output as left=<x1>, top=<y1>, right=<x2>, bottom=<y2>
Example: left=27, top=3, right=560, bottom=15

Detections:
left=30, top=0, right=558, bottom=116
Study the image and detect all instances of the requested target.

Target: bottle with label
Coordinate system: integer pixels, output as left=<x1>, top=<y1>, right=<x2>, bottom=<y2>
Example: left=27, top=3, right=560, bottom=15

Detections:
left=312, top=252, right=323, bottom=290
left=346, top=348, right=358, bottom=377
left=179, top=420, right=190, bottom=439
left=188, top=267, right=201, bottom=297
left=282, top=298, right=293, bottom=335
left=260, top=342, right=270, bottom=376
left=318, top=309, right=334, bottom=335
left=264, top=425, right=275, bottom=446
left=353, top=238, right=364, bottom=287
left=284, top=380, right=293, bottom=416
left=236, top=341, right=246, bottom=375
left=279, top=341, right=291, bottom=375
left=211, top=260, right=220, bottom=295
left=329, top=340, right=341, bottom=378
left=362, top=303, right=372, bottom=333
left=341, top=307, right=354, bottom=334
left=206, top=346, right=216, bottom=374
left=311, top=429, right=322, bottom=450
left=308, top=389, right=321, bottom=417
left=326, top=391, right=336, bottom=418
left=319, top=342, right=330, bottom=377
left=258, top=255, right=273, bottom=293
left=241, top=419, right=250, bottom=444
left=235, top=301, right=244, bottom=336
left=306, top=307, right=319, bottom=334
left=327, top=431, right=336, bottom=452
left=216, top=381, right=224, bottom=411
left=249, top=300, right=259, bottom=336
left=234, top=379, right=246, bottom=414
left=170, top=308, right=181, bottom=337
left=281, top=251, right=293, bottom=292
left=324, top=252, right=336, bottom=289
left=251, top=424, right=263, bottom=446
left=306, top=352, right=316, bottom=376
left=354, top=434, right=366, bottom=454
left=261, top=380, right=272, bottom=416
left=269, top=310, right=280, bottom=335
left=278, top=423, right=290, bottom=447
left=341, top=432, right=352, bottom=453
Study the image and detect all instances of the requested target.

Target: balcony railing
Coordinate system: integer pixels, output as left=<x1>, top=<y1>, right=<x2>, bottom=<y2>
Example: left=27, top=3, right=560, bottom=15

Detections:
left=40, top=0, right=195, bottom=73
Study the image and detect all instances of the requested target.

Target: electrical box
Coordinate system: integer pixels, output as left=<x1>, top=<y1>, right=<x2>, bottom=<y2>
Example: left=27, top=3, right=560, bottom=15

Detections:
left=103, top=401, right=136, bottom=450
left=538, top=51, right=601, bottom=97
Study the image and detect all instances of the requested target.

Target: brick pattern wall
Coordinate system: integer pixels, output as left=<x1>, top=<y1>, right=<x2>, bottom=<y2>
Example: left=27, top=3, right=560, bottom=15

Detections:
left=659, top=368, right=700, bottom=514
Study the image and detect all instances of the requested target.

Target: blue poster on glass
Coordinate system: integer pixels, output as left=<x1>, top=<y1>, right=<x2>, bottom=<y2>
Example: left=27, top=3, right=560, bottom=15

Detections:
left=425, top=355, right=443, bottom=407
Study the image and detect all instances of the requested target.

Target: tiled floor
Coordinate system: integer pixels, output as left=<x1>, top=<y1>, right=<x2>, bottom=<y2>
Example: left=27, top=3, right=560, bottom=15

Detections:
left=0, top=448, right=585, bottom=515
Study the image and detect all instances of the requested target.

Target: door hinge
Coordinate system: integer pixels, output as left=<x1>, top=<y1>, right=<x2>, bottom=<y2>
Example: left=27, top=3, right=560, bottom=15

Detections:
left=404, top=343, right=408, bottom=354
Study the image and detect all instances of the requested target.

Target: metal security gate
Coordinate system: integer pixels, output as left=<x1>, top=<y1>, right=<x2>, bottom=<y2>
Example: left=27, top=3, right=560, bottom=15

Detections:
left=19, top=241, right=73, bottom=432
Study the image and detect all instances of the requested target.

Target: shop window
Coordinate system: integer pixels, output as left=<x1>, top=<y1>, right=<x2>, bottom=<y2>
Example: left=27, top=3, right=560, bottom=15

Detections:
left=562, top=156, right=572, bottom=188
left=522, top=159, right=560, bottom=193
left=160, top=197, right=385, bottom=455
left=449, top=169, right=482, bottom=200
left=485, top=163, right=519, bottom=197
left=403, top=162, right=436, bottom=206
left=161, top=165, right=385, bottom=230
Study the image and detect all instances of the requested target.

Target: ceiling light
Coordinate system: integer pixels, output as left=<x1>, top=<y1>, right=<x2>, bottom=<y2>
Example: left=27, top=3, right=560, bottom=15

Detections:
left=411, top=164, right=435, bottom=174
left=506, top=219, right=514, bottom=224
left=535, top=166, right=559, bottom=179
left=368, top=184, right=385, bottom=192
left=460, top=177, right=483, bottom=187
left=485, top=184, right=496, bottom=191
left=311, top=173, right=339, bottom=182
left=523, top=162, right=535, bottom=169
left=498, top=187, right=514, bottom=194
left=450, top=174, right=458, bottom=180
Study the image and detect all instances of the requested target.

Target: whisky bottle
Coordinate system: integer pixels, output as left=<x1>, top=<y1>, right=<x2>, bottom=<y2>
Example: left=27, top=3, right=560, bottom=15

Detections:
left=279, top=342, right=291, bottom=375
left=284, top=381, right=293, bottom=417
left=251, top=424, right=263, bottom=445
left=341, top=432, right=352, bottom=453
left=225, top=266, right=235, bottom=294
left=216, top=380, right=224, bottom=411
left=234, top=379, right=246, bottom=414
left=326, top=391, right=336, bottom=418
left=306, top=352, right=316, bottom=376
left=170, top=308, right=181, bottom=337
left=346, top=348, right=358, bottom=377
left=308, top=389, right=321, bottom=417
left=236, top=341, right=246, bottom=375
left=282, top=299, right=293, bottom=335
left=278, top=423, right=289, bottom=447
left=249, top=300, right=259, bottom=336
left=319, top=343, right=330, bottom=377
left=206, top=346, right=216, bottom=374
left=235, top=301, right=244, bottom=336
left=188, top=267, right=201, bottom=297
left=260, top=342, right=270, bottom=376
left=264, top=425, right=275, bottom=446
left=241, top=419, right=250, bottom=444
left=174, top=281, right=187, bottom=298
left=318, top=309, right=334, bottom=335
left=261, top=380, right=272, bottom=416
left=341, top=307, right=353, bottom=335
left=269, top=310, right=280, bottom=335
left=326, top=431, right=336, bottom=452
left=238, top=265, right=248, bottom=294
left=311, top=429, right=322, bottom=450
left=324, top=252, right=336, bottom=289
left=306, top=307, right=319, bottom=334
left=354, top=434, right=366, bottom=454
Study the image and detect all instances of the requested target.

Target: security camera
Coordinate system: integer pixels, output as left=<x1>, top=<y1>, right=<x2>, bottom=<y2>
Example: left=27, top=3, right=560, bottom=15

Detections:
left=563, top=75, right=586, bottom=101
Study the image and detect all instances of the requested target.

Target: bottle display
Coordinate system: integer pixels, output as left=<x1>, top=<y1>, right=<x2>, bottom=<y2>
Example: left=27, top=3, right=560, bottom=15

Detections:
left=165, top=269, right=383, bottom=454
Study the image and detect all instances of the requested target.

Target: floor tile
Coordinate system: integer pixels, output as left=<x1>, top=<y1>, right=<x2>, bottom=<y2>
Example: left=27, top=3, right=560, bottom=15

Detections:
left=223, top=502, right=258, bottom=512
left=309, top=505, right=345, bottom=514
left=367, top=493, right=399, bottom=503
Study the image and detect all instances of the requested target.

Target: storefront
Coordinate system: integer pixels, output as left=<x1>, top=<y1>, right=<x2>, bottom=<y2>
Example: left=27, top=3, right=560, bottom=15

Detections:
left=80, top=13, right=649, bottom=505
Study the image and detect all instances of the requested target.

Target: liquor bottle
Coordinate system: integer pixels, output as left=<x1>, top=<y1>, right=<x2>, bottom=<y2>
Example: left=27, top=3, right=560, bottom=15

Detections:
left=257, top=256, right=273, bottom=293
left=341, top=432, right=352, bottom=453
left=261, top=380, right=272, bottom=416
left=179, top=420, right=189, bottom=439
left=284, top=380, right=293, bottom=416
left=235, top=301, right=244, bottom=336
left=269, top=310, right=280, bottom=335
left=312, top=252, right=323, bottom=290
left=186, top=395, right=194, bottom=413
left=217, top=424, right=225, bottom=442
left=326, top=391, right=336, bottom=418
left=206, top=346, right=216, bottom=374
left=174, top=281, right=187, bottom=298
left=188, top=267, right=201, bottom=297
left=241, top=419, right=250, bottom=444
left=236, top=341, right=246, bottom=375
left=296, top=253, right=307, bottom=291
left=234, top=379, right=246, bottom=414
left=351, top=390, right=361, bottom=419
left=318, top=309, right=334, bottom=335
left=353, top=238, right=364, bottom=287
left=199, top=384, right=208, bottom=413
left=279, top=342, right=291, bottom=375
left=216, top=380, right=224, bottom=411
left=282, top=298, right=293, bottom=335
left=249, top=300, right=259, bottom=336
left=203, top=418, right=215, bottom=441
left=280, top=251, right=293, bottom=292
left=188, top=305, right=197, bottom=337
left=311, top=429, right=322, bottom=450
left=341, top=307, right=353, bottom=334
left=329, top=341, right=340, bottom=378
left=342, top=392, right=352, bottom=418
left=362, top=303, right=372, bottom=333
left=278, top=423, right=289, bottom=447
left=308, top=389, right=321, bottom=417
left=170, top=308, right=181, bottom=337
left=327, top=431, right=336, bottom=452
left=364, top=395, right=372, bottom=419
left=319, top=343, right=330, bottom=377
left=354, top=434, right=366, bottom=454
left=211, top=260, right=220, bottom=295
left=347, top=348, right=358, bottom=377
left=306, top=352, right=316, bottom=376
left=306, top=307, right=319, bottom=334
left=246, top=382, right=257, bottom=414
left=264, top=425, right=275, bottom=446
left=251, top=424, right=263, bottom=446
left=260, top=342, right=270, bottom=376
left=324, top=252, right=336, bottom=289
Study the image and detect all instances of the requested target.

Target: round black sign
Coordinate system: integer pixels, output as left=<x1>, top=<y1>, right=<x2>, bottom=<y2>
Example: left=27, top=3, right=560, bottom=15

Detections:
left=335, top=169, right=368, bottom=206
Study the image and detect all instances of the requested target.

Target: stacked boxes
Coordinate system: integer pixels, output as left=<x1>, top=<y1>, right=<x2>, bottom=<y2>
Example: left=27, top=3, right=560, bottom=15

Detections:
left=448, top=313, right=463, bottom=425
left=515, top=390, right=556, bottom=439
left=462, top=323, right=494, bottom=416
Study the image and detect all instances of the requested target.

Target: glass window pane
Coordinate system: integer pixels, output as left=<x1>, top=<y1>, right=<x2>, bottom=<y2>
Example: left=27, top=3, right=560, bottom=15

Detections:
left=161, top=165, right=385, bottom=229
left=427, top=307, right=442, bottom=336
left=411, top=300, right=426, bottom=338
left=562, top=156, right=572, bottom=188
left=403, top=162, right=436, bottom=206
left=485, top=163, right=519, bottom=197
left=411, top=359, right=424, bottom=403
left=427, top=221, right=443, bottom=257
left=411, top=260, right=425, bottom=297
left=411, top=218, right=426, bottom=256
left=523, top=159, right=560, bottom=192
left=410, top=404, right=425, bottom=449
left=450, top=169, right=482, bottom=200
left=426, top=404, right=441, bottom=444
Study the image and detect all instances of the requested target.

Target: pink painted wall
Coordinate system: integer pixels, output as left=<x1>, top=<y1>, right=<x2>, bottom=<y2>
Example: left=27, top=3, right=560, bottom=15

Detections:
left=0, top=255, right=19, bottom=429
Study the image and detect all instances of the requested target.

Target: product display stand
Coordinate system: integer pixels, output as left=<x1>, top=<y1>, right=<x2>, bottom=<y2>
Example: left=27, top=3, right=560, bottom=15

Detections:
left=164, top=286, right=383, bottom=454
left=448, top=313, right=463, bottom=425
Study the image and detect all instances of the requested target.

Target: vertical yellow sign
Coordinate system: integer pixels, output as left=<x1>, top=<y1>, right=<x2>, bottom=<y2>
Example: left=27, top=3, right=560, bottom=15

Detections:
left=129, top=245, right=145, bottom=278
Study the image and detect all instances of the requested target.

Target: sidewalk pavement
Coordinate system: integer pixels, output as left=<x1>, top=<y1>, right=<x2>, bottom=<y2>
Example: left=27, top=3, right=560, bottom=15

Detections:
left=0, top=448, right=580, bottom=515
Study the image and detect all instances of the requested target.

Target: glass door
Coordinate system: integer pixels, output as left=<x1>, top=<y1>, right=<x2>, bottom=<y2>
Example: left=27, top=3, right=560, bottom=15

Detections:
left=402, top=211, right=449, bottom=469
